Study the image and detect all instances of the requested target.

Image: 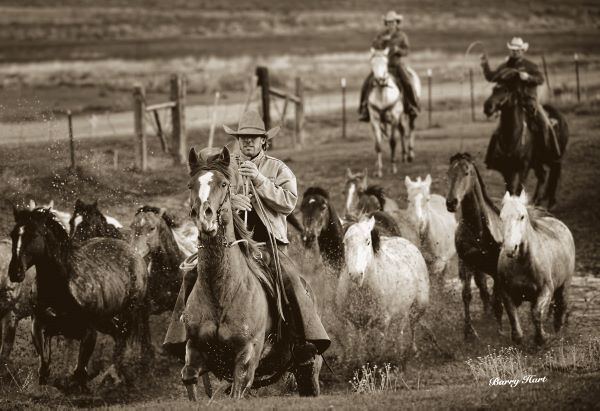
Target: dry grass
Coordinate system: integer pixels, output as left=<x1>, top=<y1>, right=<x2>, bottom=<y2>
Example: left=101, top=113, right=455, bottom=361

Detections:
left=542, top=337, right=600, bottom=373
left=349, top=363, right=405, bottom=393
left=466, top=346, right=532, bottom=382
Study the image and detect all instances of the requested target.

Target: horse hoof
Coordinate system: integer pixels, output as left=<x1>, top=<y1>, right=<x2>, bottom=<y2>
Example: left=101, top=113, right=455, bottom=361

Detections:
left=391, top=165, right=398, bottom=174
left=375, top=171, right=382, bottom=178
left=464, top=326, right=479, bottom=342
left=511, top=333, right=524, bottom=345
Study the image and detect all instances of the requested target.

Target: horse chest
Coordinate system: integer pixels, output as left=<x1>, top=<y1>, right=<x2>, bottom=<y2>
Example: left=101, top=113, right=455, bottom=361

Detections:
left=456, top=226, right=499, bottom=274
left=498, top=255, right=540, bottom=302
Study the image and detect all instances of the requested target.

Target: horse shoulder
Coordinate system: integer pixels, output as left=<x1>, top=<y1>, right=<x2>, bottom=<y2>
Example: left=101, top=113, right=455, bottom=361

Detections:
left=531, top=217, right=575, bottom=285
left=383, top=198, right=400, bottom=212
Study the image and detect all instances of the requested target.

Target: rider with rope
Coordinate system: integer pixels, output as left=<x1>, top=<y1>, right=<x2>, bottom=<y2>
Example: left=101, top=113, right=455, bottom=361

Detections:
left=482, top=37, right=559, bottom=169
left=358, top=10, right=420, bottom=122
left=164, top=110, right=330, bottom=384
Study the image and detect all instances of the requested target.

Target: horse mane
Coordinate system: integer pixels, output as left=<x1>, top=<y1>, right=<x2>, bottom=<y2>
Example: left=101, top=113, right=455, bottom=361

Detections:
left=302, top=186, right=329, bottom=200
left=450, top=153, right=499, bottom=214
left=231, top=211, right=274, bottom=296
left=362, top=185, right=387, bottom=209
left=371, top=226, right=381, bottom=254
left=32, top=208, right=69, bottom=244
left=527, top=206, right=556, bottom=236
left=136, top=205, right=178, bottom=229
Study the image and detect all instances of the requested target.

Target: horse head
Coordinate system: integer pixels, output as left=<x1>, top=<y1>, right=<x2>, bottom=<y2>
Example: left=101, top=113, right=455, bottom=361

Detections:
left=300, top=187, right=331, bottom=247
left=188, top=146, right=235, bottom=237
left=370, top=48, right=392, bottom=88
left=405, top=175, right=432, bottom=230
left=70, top=199, right=100, bottom=237
left=500, top=190, right=529, bottom=258
left=484, top=83, right=515, bottom=117
left=343, top=168, right=368, bottom=217
left=131, top=206, right=174, bottom=258
left=446, top=153, right=477, bottom=212
left=9, top=208, right=65, bottom=282
left=343, top=216, right=378, bottom=286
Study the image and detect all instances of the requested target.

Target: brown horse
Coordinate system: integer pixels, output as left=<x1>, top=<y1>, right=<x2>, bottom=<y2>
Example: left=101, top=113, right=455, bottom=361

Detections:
left=445, top=153, right=504, bottom=340
left=498, top=191, right=574, bottom=345
left=343, top=168, right=399, bottom=217
left=179, top=146, right=321, bottom=400
left=483, top=79, right=569, bottom=209
left=8, top=208, right=152, bottom=387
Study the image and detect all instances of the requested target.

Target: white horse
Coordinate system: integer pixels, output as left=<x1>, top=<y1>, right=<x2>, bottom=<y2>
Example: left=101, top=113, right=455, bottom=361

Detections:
left=405, top=175, right=457, bottom=287
left=337, top=216, right=429, bottom=353
left=498, top=191, right=575, bottom=345
left=368, top=48, right=421, bottom=177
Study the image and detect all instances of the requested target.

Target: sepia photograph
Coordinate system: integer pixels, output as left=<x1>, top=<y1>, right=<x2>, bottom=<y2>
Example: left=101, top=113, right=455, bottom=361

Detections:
left=0, top=1, right=598, bottom=409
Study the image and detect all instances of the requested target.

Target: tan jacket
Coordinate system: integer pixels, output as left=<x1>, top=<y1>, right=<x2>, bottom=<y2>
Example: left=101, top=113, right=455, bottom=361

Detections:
left=231, top=149, right=297, bottom=244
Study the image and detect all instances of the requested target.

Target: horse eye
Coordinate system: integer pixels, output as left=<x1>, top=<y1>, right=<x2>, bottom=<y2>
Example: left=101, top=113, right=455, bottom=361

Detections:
left=520, top=215, right=525, bottom=221
left=221, top=182, right=227, bottom=188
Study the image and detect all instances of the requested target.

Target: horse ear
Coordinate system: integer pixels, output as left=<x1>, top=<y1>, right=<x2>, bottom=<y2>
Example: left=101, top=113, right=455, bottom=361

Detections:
left=519, top=190, right=528, bottom=205
left=346, top=168, right=353, bottom=178
left=28, top=199, right=36, bottom=210
left=370, top=47, right=375, bottom=55
left=220, top=146, right=231, bottom=166
left=188, top=147, right=201, bottom=176
left=502, top=191, right=511, bottom=204
left=361, top=173, right=368, bottom=188
left=47, top=200, right=54, bottom=209
left=404, top=175, right=412, bottom=188
left=158, top=207, right=166, bottom=217
left=383, top=47, right=390, bottom=56
left=425, top=174, right=432, bottom=186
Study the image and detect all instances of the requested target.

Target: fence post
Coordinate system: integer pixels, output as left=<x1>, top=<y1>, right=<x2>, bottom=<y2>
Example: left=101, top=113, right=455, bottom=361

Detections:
left=574, top=53, right=581, bottom=102
left=427, top=69, right=432, bottom=128
left=133, top=85, right=147, bottom=171
left=171, top=74, right=187, bottom=165
left=295, top=77, right=304, bottom=147
left=67, top=110, right=75, bottom=170
left=256, top=66, right=271, bottom=130
left=541, top=53, right=552, bottom=98
left=341, top=77, right=347, bottom=140
left=469, top=68, right=475, bottom=122
left=207, top=91, right=220, bottom=149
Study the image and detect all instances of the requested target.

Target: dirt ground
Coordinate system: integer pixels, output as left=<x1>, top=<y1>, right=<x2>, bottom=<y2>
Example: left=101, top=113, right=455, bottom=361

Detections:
left=0, top=98, right=599, bottom=409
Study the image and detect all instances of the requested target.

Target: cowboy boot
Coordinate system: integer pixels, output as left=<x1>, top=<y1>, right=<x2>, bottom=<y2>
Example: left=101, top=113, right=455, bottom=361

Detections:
left=292, top=341, right=321, bottom=396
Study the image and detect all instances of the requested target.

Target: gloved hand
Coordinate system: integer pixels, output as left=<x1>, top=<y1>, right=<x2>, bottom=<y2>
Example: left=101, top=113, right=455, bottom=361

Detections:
left=231, top=194, right=252, bottom=212
left=238, top=161, right=262, bottom=182
left=519, top=72, right=530, bottom=81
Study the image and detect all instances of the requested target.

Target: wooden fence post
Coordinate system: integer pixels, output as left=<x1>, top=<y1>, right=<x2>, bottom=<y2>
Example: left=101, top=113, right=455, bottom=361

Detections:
left=256, top=66, right=271, bottom=130
left=574, top=53, right=581, bottom=102
left=133, top=85, right=147, bottom=171
left=541, top=53, right=552, bottom=98
left=469, top=68, right=475, bottom=122
left=67, top=110, right=75, bottom=170
left=171, top=74, right=187, bottom=165
left=427, top=69, right=432, bottom=128
left=341, top=77, right=347, bottom=140
left=207, top=91, right=220, bottom=149
left=294, top=77, right=304, bottom=147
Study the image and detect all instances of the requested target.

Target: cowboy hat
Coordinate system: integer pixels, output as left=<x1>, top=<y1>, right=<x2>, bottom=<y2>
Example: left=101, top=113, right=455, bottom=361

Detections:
left=506, top=37, right=529, bottom=52
left=383, top=10, right=403, bottom=22
left=223, top=109, right=280, bottom=140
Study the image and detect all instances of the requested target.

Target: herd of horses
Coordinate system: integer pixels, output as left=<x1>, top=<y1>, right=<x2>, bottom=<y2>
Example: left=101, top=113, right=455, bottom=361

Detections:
left=0, top=51, right=576, bottom=401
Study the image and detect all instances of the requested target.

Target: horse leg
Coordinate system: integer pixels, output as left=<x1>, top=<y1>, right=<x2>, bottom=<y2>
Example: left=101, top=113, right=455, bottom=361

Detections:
left=473, top=271, right=492, bottom=316
left=73, top=328, right=97, bottom=389
left=370, top=120, right=384, bottom=178
left=407, top=114, right=416, bottom=162
left=459, top=261, right=478, bottom=341
left=491, top=279, right=504, bottom=334
left=500, top=291, right=523, bottom=344
left=531, top=286, right=552, bottom=345
left=31, top=317, right=51, bottom=385
left=544, top=162, right=562, bottom=210
left=553, top=283, right=569, bottom=332
left=390, top=123, right=397, bottom=174
left=231, top=342, right=260, bottom=399
left=532, top=165, right=547, bottom=206
left=181, top=339, right=210, bottom=401
left=0, top=312, right=18, bottom=364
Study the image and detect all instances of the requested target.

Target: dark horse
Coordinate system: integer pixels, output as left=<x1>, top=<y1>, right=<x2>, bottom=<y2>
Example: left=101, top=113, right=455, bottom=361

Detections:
left=484, top=77, right=569, bottom=209
left=299, top=187, right=345, bottom=272
left=178, top=147, right=321, bottom=400
left=446, top=153, right=504, bottom=340
left=8, top=207, right=152, bottom=387
left=130, top=206, right=184, bottom=315
left=70, top=199, right=124, bottom=241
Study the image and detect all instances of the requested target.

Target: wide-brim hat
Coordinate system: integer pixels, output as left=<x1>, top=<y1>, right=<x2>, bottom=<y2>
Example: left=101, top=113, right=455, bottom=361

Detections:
left=223, top=109, right=280, bottom=140
left=383, top=10, right=403, bottom=22
left=507, top=37, right=529, bottom=51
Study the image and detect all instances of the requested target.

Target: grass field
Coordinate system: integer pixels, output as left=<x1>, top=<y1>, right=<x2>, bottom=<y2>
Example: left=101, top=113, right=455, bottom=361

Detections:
left=0, top=100, right=599, bottom=409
